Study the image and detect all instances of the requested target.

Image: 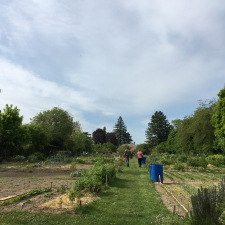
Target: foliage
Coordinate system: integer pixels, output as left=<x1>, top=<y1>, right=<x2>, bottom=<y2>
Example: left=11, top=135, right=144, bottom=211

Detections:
left=113, top=116, right=132, bottom=145
left=176, top=100, right=216, bottom=154
left=206, top=154, right=225, bottom=167
left=69, top=163, right=116, bottom=200
left=145, top=111, right=172, bottom=147
left=22, top=123, right=48, bottom=155
left=106, top=132, right=118, bottom=146
left=159, top=158, right=173, bottom=165
left=77, top=159, right=86, bottom=164
left=31, top=107, right=74, bottom=149
left=65, top=130, right=93, bottom=153
left=178, top=155, right=188, bottom=162
left=187, top=157, right=208, bottom=168
left=70, top=169, right=88, bottom=177
left=92, top=128, right=106, bottom=145
left=93, top=142, right=117, bottom=153
left=0, top=104, right=27, bottom=157
left=190, top=178, right=225, bottom=225
left=11, top=155, right=26, bottom=162
left=135, top=143, right=151, bottom=154
left=152, top=141, right=167, bottom=153
left=173, top=162, right=185, bottom=171
left=0, top=187, right=51, bottom=206
left=212, top=86, right=225, bottom=153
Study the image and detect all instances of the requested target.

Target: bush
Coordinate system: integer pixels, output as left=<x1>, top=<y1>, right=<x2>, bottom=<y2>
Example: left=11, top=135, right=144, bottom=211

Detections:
left=190, top=178, right=225, bottom=225
left=159, top=158, right=172, bottom=165
left=178, top=155, right=187, bottom=162
left=28, top=155, right=39, bottom=163
left=206, top=155, right=225, bottom=167
left=70, top=169, right=88, bottom=177
left=77, top=159, right=85, bottom=164
left=173, top=162, right=185, bottom=171
left=187, top=157, right=208, bottom=168
left=11, top=155, right=26, bottom=162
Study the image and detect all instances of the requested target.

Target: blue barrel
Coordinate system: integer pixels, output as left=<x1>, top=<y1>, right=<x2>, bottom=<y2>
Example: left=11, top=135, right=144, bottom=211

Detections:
left=141, top=157, right=146, bottom=164
left=150, top=164, right=163, bottom=183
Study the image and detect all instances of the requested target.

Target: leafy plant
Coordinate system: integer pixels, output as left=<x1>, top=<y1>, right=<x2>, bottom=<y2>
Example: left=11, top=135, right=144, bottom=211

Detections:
left=56, top=185, right=67, bottom=194
left=190, top=178, right=225, bottom=225
left=70, top=169, right=87, bottom=177
left=70, top=162, right=76, bottom=170
left=77, top=159, right=86, bottom=164
left=11, top=155, right=26, bottom=162
left=0, top=187, right=51, bottom=206
left=173, top=162, right=185, bottom=171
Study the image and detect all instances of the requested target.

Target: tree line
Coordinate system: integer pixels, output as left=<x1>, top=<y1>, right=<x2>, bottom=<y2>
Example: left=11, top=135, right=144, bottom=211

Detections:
left=143, top=85, right=225, bottom=155
left=0, top=106, right=133, bottom=159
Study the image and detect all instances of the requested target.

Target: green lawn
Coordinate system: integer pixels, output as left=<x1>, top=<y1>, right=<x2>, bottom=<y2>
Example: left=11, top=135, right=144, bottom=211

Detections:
left=0, top=159, right=187, bottom=225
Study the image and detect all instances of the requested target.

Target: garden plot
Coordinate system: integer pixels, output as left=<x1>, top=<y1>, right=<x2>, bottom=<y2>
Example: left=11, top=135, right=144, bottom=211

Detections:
left=156, top=170, right=225, bottom=214
left=0, top=162, right=94, bottom=214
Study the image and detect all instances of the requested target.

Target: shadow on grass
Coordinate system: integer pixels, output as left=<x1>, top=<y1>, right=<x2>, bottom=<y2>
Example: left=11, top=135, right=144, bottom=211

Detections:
left=109, top=177, right=134, bottom=188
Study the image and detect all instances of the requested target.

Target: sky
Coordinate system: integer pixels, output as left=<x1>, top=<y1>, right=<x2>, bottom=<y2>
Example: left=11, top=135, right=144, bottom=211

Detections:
left=0, top=0, right=225, bottom=144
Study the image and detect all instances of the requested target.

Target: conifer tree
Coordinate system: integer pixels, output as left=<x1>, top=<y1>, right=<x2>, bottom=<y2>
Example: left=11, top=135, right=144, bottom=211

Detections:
left=145, top=111, right=171, bottom=147
left=113, top=116, right=132, bottom=145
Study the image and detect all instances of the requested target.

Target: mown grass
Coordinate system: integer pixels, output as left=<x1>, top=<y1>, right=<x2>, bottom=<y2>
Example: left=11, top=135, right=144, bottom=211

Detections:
left=0, top=159, right=189, bottom=225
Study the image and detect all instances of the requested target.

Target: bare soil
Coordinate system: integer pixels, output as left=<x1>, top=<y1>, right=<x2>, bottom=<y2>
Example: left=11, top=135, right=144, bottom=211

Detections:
left=0, top=163, right=94, bottom=214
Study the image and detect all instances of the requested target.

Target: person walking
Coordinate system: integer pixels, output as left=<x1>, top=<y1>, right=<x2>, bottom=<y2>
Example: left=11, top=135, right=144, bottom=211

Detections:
left=137, top=149, right=143, bottom=168
left=124, top=147, right=131, bottom=167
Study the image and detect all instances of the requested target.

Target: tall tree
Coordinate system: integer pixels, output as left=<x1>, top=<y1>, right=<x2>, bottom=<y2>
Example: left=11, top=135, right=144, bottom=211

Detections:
left=92, top=128, right=106, bottom=145
left=145, top=111, right=171, bottom=147
left=212, top=86, right=225, bottom=152
left=31, top=107, right=74, bottom=148
left=113, top=116, right=132, bottom=145
left=0, top=104, right=27, bottom=157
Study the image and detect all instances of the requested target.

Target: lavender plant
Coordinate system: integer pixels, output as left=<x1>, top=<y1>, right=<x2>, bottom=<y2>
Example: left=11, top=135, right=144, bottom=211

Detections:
left=190, top=177, right=225, bottom=225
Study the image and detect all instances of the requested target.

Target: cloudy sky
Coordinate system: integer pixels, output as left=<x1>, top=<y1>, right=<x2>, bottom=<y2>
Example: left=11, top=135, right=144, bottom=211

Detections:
left=0, top=0, right=225, bottom=144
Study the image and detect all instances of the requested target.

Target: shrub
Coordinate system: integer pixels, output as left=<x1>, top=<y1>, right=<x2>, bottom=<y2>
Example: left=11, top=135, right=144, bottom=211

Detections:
left=198, top=157, right=208, bottom=169
left=33, top=152, right=45, bottom=161
left=77, top=159, right=85, bottom=164
left=178, top=155, right=187, bottom=162
left=70, top=169, right=88, bottom=177
left=187, top=157, right=208, bottom=168
left=159, top=158, right=172, bottom=165
left=28, top=155, right=39, bottom=163
left=11, top=155, right=26, bottom=162
left=206, top=155, right=225, bottom=167
left=190, top=178, right=225, bottom=225
left=173, top=162, right=185, bottom=171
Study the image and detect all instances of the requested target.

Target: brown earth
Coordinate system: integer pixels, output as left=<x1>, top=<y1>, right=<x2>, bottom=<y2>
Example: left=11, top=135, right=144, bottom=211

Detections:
left=0, top=163, right=94, bottom=214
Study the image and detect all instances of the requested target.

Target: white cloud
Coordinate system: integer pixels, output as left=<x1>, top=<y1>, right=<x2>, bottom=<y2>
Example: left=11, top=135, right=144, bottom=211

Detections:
left=0, top=0, right=225, bottom=143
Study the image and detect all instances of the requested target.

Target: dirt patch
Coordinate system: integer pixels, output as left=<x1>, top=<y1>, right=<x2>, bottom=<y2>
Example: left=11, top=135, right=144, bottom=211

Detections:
left=41, top=193, right=100, bottom=209
left=155, top=183, right=188, bottom=216
left=0, top=163, right=95, bottom=213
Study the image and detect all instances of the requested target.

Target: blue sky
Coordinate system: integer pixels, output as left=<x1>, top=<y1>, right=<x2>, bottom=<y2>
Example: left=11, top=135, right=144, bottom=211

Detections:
left=0, top=0, right=225, bottom=144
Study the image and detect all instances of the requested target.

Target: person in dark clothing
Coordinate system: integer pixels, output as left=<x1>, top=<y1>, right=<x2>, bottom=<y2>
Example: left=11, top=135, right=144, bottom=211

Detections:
left=124, top=147, right=131, bottom=167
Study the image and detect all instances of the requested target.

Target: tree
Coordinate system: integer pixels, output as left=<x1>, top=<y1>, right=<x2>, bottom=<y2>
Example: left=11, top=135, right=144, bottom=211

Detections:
left=92, top=128, right=106, bottom=145
left=212, top=86, right=225, bottom=152
left=145, top=111, right=171, bottom=147
left=22, top=123, right=48, bottom=155
left=31, top=107, right=74, bottom=149
left=65, top=130, right=93, bottom=154
left=175, top=100, right=216, bottom=154
left=0, top=104, right=27, bottom=157
left=106, top=132, right=118, bottom=146
left=113, top=116, right=133, bottom=145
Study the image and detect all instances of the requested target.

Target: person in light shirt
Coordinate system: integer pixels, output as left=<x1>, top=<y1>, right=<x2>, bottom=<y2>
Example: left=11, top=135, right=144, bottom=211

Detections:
left=137, top=149, right=143, bottom=168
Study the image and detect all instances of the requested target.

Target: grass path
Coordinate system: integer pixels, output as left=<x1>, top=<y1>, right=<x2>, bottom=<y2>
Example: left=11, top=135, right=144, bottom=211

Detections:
left=0, top=159, right=184, bottom=225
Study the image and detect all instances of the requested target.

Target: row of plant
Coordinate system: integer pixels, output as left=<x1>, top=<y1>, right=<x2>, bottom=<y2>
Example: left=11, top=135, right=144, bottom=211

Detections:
left=69, top=157, right=116, bottom=200
left=0, top=187, right=51, bottom=206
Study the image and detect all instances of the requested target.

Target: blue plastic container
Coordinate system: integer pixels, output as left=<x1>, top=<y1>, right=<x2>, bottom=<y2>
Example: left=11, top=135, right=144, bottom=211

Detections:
left=141, top=157, right=146, bottom=164
left=150, top=164, right=163, bottom=183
